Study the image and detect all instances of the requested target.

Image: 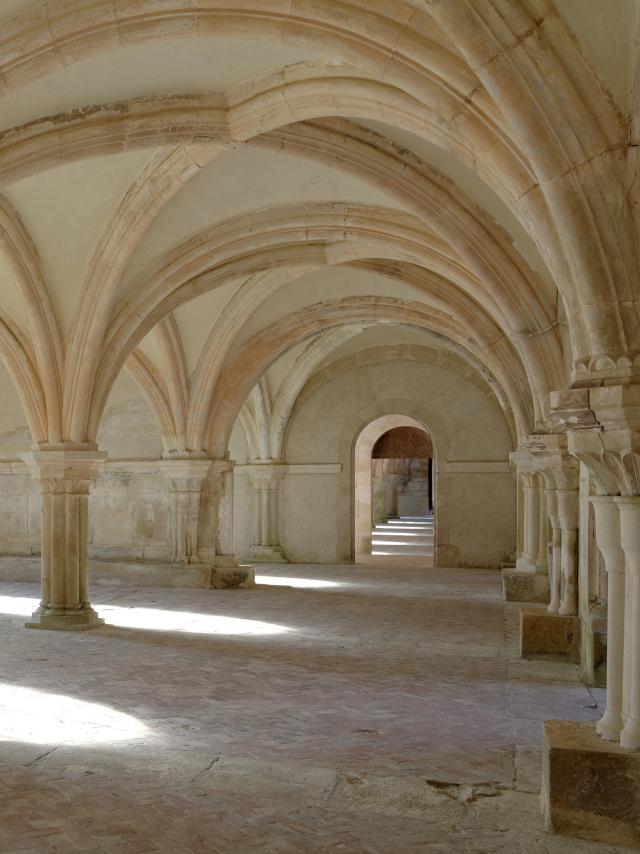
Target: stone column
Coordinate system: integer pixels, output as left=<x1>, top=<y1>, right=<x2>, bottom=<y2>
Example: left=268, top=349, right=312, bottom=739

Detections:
left=247, top=463, right=287, bottom=563
left=24, top=449, right=107, bottom=631
left=160, top=458, right=212, bottom=564
left=544, top=486, right=562, bottom=613
left=517, top=471, right=547, bottom=573
left=615, top=497, right=640, bottom=750
left=591, top=496, right=626, bottom=742
left=211, top=460, right=237, bottom=566
left=557, top=488, right=579, bottom=616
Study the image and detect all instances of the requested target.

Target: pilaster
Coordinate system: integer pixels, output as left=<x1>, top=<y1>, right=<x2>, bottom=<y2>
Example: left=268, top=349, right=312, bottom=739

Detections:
left=246, top=462, right=288, bottom=563
left=159, top=458, right=213, bottom=565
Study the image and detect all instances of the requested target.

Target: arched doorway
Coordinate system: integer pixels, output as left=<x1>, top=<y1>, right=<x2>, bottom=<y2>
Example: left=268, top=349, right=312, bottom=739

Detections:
left=353, top=415, right=435, bottom=562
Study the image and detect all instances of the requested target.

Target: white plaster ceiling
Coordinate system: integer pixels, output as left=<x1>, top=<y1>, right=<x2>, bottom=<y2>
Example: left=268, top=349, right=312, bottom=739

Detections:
left=121, top=144, right=404, bottom=290
left=0, top=39, right=328, bottom=133
left=557, top=0, right=638, bottom=111
left=3, top=149, right=156, bottom=333
left=0, top=0, right=635, bottom=452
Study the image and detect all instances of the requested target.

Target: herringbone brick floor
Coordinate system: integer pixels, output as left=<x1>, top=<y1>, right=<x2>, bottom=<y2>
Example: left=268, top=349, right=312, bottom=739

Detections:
left=0, top=562, right=628, bottom=852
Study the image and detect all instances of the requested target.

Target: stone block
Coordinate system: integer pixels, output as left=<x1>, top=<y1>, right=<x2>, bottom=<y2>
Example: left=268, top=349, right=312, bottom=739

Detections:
left=247, top=544, right=289, bottom=563
left=502, top=569, right=550, bottom=603
left=520, top=608, right=580, bottom=662
left=209, top=564, right=255, bottom=589
left=542, top=720, right=640, bottom=847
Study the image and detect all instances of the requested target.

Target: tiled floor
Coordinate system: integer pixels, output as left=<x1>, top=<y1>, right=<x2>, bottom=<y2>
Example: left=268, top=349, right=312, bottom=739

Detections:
left=0, top=562, right=629, bottom=853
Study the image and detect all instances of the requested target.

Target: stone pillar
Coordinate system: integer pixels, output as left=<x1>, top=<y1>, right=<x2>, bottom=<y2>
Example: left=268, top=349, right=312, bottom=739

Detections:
left=615, top=497, right=640, bottom=751
left=591, top=496, right=626, bottom=742
left=557, top=488, right=579, bottom=616
left=24, top=449, right=107, bottom=631
left=247, top=463, right=288, bottom=563
left=211, top=460, right=236, bottom=565
left=540, top=387, right=640, bottom=841
left=503, top=449, right=550, bottom=603
left=517, top=471, right=547, bottom=573
left=545, top=486, right=562, bottom=613
left=160, top=458, right=212, bottom=564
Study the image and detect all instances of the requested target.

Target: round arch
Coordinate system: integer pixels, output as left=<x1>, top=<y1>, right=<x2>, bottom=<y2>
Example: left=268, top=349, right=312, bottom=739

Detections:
left=353, top=414, right=434, bottom=560
left=335, top=398, right=453, bottom=565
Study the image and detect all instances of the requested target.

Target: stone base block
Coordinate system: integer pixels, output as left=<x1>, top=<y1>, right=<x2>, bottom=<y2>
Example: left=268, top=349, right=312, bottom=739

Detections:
left=93, top=559, right=211, bottom=588
left=502, top=569, right=550, bottom=603
left=516, top=556, right=547, bottom=574
left=542, top=720, right=640, bottom=847
left=209, top=564, right=255, bottom=589
left=520, top=608, right=580, bottom=662
left=26, top=607, right=104, bottom=631
left=247, top=545, right=289, bottom=564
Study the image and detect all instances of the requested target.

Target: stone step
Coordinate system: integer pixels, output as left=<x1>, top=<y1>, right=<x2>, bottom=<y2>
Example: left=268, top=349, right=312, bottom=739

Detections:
left=371, top=516, right=435, bottom=557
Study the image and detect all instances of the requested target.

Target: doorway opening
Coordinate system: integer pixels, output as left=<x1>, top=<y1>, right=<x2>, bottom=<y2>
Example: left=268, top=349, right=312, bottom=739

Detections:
left=354, top=415, right=435, bottom=563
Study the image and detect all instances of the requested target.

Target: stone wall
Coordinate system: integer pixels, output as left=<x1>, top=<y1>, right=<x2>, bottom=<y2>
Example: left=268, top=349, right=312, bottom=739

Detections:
left=0, top=356, right=515, bottom=570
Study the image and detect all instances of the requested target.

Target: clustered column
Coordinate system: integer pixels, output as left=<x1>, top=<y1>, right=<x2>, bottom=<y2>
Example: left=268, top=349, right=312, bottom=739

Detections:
left=517, top=470, right=547, bottom=574
left=544, top=483, right=562, bottom=613
left=211, top=459, right=238, bottom=567
left=160, top=458, right=213, bottom=564
left=25, top=449, right=107, bottom=631
left=615, top=498, right=640, bottom=750
left=247, top=463, right=288, bottom=563
left=566, top=386, right=640, bottom=753
left=528, top=435, right=579, bottom=616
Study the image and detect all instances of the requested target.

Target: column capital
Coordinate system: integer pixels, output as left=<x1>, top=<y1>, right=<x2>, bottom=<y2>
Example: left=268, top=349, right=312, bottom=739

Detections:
left=524, top=433, right=579, bottom=491
left=547, top=384, right=640, bottom=495
left=246, top=461, right=287, bottom=489
left=23, top=449, right=108, bottom=485
left=158, top=457, right=213, bottom=486
left=509, top=448, right=534, bottom=472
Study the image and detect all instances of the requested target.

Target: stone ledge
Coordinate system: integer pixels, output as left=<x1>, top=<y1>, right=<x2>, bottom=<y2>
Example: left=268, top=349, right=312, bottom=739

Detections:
left=0, top=556, right=255, bottom=590
left=502, top=569, right=550, bottom=603
left=520, top=608, right=580, bottom=663
left=542, top=720, right=640, bottom=847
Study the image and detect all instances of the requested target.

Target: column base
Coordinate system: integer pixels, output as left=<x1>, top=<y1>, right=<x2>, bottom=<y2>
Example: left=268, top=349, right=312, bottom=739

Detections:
left=209, top=562, right=255, bottom=589
left=26, top=606, right=104, bottom=631
left=516, top=556, right=547, bottom=574
left=520, top=608, right=580, bottom=662
left=502, top=569, right=550, bottom=603
left=247, top=545, right=289, bottom=563
left=542, top=720, right=640, bottom=847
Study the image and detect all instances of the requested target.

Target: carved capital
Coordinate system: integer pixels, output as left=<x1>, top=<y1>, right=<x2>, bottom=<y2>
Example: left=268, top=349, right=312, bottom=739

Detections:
left=524, top=433, right=579, bottom=492
left=23, top=449, right=108, bottom=491
left=247, top=461, right=287, bottom=490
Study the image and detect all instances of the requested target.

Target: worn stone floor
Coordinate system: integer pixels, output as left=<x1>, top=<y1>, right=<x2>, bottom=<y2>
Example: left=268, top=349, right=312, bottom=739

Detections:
left=0, top=561, right=633, bottom=853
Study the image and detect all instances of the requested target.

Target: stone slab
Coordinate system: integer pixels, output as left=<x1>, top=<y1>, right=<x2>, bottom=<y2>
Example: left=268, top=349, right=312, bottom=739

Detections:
left=542, top=720, right=640, bottom=847
left=520, top=608, right=580, bottom=663
left=502, top=569, right=550, bottom=603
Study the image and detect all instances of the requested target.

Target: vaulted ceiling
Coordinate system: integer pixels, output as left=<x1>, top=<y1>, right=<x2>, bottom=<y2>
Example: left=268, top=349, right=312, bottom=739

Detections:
left=0, top=0, right=637, bottom=458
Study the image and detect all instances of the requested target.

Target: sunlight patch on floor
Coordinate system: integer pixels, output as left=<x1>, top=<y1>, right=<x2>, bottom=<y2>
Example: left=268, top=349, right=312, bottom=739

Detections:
left=99, top=605, right=292, bottom=636
left=0, top=684, right=148, bottom=745
left=0, top=595, right=292, bottom=636
left=255, top=575, right=344, bottom=588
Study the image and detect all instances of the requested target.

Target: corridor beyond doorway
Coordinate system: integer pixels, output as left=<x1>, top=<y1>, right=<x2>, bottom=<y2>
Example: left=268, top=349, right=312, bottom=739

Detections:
left=371, top=515, right=434, bottom=560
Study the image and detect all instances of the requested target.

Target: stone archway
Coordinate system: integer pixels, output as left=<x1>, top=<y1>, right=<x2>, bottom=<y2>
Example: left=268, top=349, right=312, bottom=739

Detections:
left=353, top=414, right=435, bottom=560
